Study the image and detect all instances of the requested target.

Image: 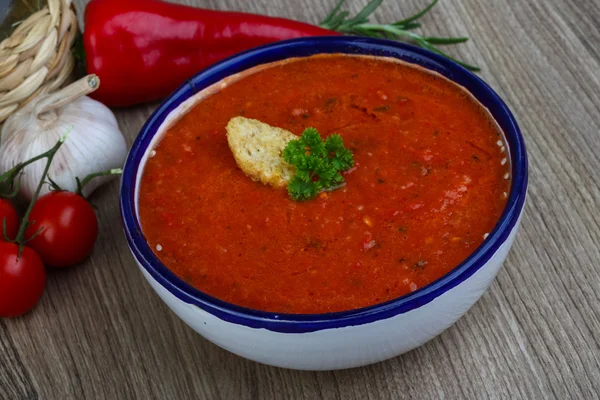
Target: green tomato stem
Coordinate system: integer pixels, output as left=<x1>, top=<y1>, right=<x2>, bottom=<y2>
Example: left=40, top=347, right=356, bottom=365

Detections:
left=14, top=134, right=68, bottom=256
left=0, top=149, right=59, bottom=197
left=76, top=168, right=123, bottom=196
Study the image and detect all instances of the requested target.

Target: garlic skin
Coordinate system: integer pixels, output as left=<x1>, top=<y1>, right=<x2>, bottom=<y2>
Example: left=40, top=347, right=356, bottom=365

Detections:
left=0, top=95, right=127, bottom=201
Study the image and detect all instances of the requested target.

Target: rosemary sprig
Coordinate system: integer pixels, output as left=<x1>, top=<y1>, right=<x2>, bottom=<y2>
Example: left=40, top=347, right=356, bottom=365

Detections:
left=320, top=0, right=480, bottom=71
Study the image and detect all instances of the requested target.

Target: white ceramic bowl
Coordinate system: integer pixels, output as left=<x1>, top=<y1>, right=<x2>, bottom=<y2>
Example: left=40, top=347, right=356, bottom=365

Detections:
left=120, top=37, right=528, bottom=371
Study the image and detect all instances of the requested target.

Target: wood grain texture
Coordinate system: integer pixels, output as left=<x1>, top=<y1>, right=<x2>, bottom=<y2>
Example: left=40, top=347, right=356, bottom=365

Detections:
left=2, top=0, right=599, bottom=398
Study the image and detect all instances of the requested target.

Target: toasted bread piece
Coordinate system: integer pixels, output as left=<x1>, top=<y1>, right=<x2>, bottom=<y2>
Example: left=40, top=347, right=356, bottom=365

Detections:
left=226, top=116, right=297, bottom=188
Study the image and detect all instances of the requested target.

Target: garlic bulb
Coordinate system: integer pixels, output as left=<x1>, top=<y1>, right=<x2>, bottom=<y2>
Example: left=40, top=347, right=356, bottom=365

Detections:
left=0, top=75, right=127, bottom=201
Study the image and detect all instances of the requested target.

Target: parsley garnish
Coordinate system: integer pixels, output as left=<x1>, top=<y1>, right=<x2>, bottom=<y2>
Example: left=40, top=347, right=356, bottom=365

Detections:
left=283, top=128, right=354, bottom=201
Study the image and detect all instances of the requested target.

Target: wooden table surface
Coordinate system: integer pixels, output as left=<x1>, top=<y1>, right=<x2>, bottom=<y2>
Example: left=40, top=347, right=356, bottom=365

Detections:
left=2, top=0, right=600, bottom=399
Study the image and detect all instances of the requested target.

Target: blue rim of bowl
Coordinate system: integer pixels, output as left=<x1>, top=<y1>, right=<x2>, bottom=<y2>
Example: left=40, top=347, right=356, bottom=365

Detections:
left=120, top=36, right=528, bottom=334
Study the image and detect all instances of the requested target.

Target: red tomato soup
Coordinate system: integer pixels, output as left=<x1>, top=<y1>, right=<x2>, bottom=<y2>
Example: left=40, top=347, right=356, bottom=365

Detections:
left=139, top=55, right=510, bottom=314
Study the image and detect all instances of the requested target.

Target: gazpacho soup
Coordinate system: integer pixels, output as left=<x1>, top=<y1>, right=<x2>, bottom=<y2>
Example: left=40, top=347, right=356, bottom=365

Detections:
left=139, top=54, right=510, bottom=314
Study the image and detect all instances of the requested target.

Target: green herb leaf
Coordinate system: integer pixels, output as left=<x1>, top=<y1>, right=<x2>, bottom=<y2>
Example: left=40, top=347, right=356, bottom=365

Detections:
left=393, top=0, right=439, bottom=26
left=287, top=176, right=320, bottom=201
left=345, top=0, right=383, bottom=26
left=319, top=0, right=480, bottom=71
left=398, top=22, right=421, bottom=30
left=284, top=128, right=355, bottom=201
left=326, top=134, right=354, bottom=171
left=424, top=36, right=469, bottom=45
left=322, top=0, right=346, bottom=26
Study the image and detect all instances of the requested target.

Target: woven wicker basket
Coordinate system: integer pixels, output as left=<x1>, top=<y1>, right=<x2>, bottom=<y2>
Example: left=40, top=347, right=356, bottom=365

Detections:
left=0, top=0, right=78, bottom=123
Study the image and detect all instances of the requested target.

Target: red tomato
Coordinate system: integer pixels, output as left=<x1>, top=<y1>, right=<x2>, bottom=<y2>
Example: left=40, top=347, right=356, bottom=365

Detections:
left=0, top=242, right=46, bottom=317
left=25, top=191, right=98, bottom=267
left=0, top=199, right=18, bottom=241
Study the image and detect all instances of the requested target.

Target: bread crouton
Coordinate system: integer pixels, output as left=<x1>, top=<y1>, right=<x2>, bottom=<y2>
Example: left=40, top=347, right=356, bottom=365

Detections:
left=226, top=116, right=297, bottom=188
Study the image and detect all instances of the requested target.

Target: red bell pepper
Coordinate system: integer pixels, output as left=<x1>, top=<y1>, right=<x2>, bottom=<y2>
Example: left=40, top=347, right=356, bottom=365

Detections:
left=83, top=0, right=478, bottom=107
left=83, top=0, right=336, bottom=107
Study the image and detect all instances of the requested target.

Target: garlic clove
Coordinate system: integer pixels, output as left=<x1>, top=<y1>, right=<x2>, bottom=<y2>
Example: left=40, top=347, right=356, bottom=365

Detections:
left=0, top=77, right=127, bottom=201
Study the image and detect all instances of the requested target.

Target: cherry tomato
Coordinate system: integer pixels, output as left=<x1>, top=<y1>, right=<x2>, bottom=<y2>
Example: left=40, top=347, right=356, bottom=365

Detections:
left=0, top=242, right=46, bottom=317
left=25, top=191, right=98, bottom=267
left=0, top=199, right=18, bottom=241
